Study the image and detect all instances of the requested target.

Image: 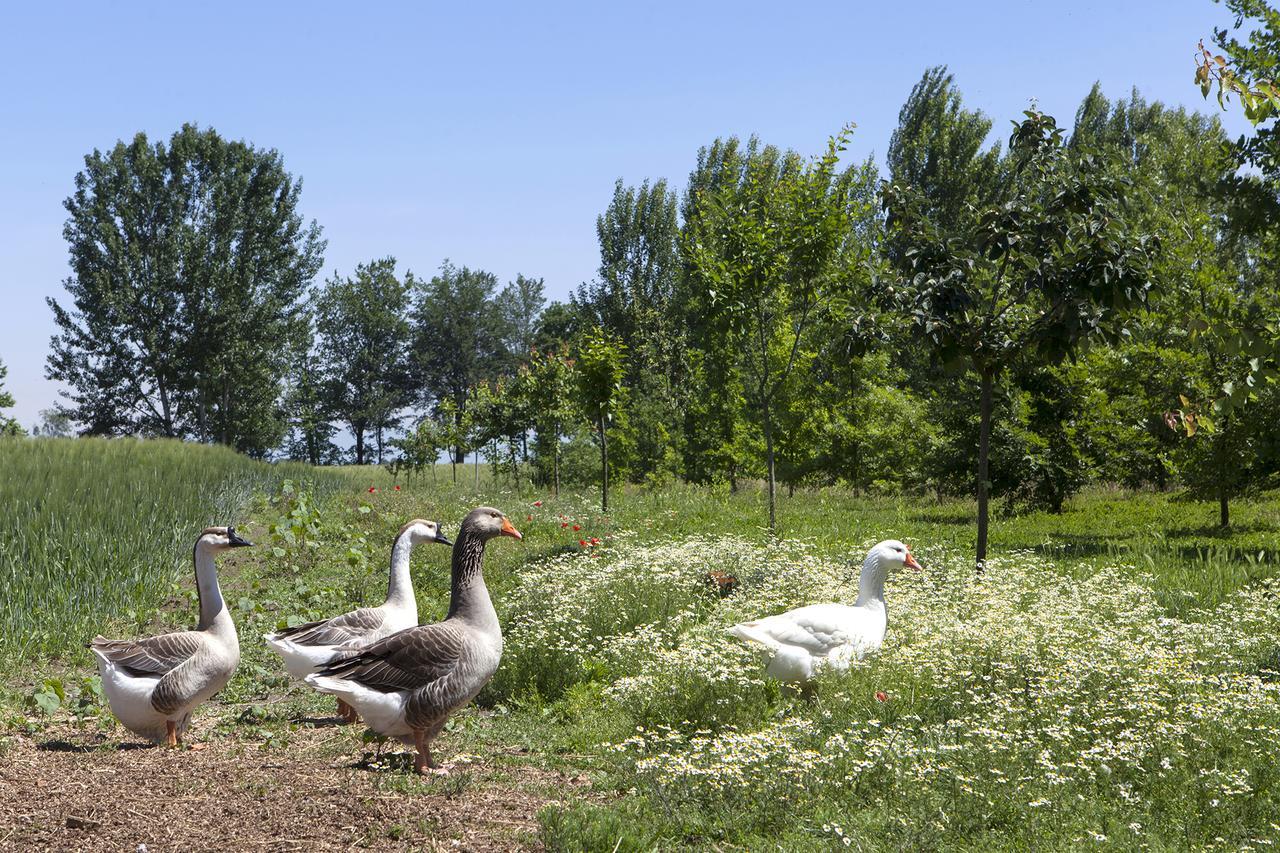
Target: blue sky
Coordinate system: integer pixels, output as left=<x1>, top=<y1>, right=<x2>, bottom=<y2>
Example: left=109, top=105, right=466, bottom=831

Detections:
left=0, top=0, right=1250, bottom=429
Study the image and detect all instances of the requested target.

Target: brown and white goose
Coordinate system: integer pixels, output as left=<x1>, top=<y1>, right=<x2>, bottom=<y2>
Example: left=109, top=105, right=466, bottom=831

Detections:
left=89, top=526, right=252, bottom=746
left=306, top=507, right=521, bottom=773
left=264, top=518, right=451, bottom=722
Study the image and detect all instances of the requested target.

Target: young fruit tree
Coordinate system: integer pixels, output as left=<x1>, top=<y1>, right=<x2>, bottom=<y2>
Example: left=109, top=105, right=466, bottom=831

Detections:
left=575, top=328, right=627, bottom=512
left=885, top=109, right=1156, bottom=567
left=685, top=127, right=869, bottom=534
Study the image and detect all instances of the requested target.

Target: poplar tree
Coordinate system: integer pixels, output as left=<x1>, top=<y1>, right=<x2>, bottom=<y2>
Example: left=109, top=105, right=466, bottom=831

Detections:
left=46, top=124, right=324, bottom=453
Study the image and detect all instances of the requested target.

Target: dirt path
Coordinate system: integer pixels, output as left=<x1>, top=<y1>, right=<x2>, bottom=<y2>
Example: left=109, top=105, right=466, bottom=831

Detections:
left=0, top=720, right=585, bottom=852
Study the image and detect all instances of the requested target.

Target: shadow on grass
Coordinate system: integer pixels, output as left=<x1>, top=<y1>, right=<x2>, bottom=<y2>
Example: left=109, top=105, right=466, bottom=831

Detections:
left=292, top=714, right=352, bottom=728
left=1165, top=522, right=1277, bottom=540
left=38, top=738, right=153, bottom=753
left=1028, top=535, right=1124, bottom=559
left=350, top=748, right=417, bottom=774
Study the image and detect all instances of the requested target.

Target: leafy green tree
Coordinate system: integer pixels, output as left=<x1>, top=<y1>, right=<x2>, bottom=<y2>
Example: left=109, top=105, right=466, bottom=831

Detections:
left=685, top=127, right=868, bottom=533
left=498, top=274, right=546, bottom=361
left=0, top=359, right=24, bottom=437
left=282, top=323, right=339, bottom=465
left=411, top=262, right=509, bottom=462
left=314, top=258, right=414, bottom=465
left=532, top=301, right=585, bottom=353
left=433, top=396, right=471, bottom=484
left=46, top=124, right=324, bottom=453
left=575, top=328, right=627, bottom=511
left=34, top=409, right=74, bottom=438
left=886, top=67, right=1004, bottom=245
left=1073, top=84, right=1278, bottom=525
left=577, top=178, right=685, bottom=483
left=390, top=417, right=444, bottom=483
left=525, top=347, right=577, bottom=496
left=885, top=109, right=1156, bottom=566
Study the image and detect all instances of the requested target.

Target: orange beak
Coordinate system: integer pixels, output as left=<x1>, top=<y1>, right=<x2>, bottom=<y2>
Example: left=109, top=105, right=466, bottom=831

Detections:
left=904, top=549, right=922, bottom=571
left=500, top=517, right=523, bottom=540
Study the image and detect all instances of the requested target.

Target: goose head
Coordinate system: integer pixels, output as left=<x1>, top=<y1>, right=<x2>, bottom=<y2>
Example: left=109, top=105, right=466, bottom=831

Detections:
left=196, top=526, right=255, bottom=552
left=460, top=506, right=523, bottom=541
left=867, top=539, right=921, bottom=572
left=399, top=518, right=453, bottom=547
left=854, top=539, right=920, bottom=602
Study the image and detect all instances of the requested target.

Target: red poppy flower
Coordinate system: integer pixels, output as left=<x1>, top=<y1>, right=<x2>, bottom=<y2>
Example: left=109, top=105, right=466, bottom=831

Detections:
left=561, top=522, right=569, bottom=528
left=875, top=691, right=888, bottom=703
left=368, top=487, right=377, bottom=493
left=590, top=537, right=600, bottom=545
left=394, top=485, right=401, bottom=491
left=533, top=500, right=543, bottom=507
left=579, top=539, right=587, bottom=547
left=572, top=525, right=580, bottom=532
left=526, top=514, right=532, bottom=521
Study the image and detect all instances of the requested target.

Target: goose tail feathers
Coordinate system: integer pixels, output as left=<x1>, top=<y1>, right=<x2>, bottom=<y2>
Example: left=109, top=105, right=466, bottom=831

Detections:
left=727, top=621, right=781, bottom=651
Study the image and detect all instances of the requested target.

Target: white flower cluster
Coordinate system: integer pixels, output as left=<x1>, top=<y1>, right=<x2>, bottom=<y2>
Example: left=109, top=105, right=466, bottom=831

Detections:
left=500, top=533, right=1280, bottom=842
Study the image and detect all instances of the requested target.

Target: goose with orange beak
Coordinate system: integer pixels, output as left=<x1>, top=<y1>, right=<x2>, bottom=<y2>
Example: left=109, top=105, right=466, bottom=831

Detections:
left=307, top=507, right=521, bottom=774
left=729, top=540, right=920, bottom=682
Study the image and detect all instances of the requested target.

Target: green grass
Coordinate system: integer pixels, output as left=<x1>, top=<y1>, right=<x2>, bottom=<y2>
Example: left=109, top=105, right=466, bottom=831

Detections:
left=0, top=437, right=343, bottom=662
left=4, top=442, right=1280, bottom=849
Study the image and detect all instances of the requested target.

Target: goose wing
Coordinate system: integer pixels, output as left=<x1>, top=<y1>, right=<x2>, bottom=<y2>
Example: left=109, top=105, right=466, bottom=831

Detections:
left=269, top=607, right=386, bottom=647
left=735, top=604, right=857, bottom=656
left=88, top=632, right=203, bottom=677
left=316, top=623, right=464, bottom=692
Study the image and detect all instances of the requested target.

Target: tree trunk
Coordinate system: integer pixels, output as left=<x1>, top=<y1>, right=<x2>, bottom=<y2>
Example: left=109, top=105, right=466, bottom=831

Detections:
left=220, top=384, right=232, bottom=446
left=553, top=420, right=561, bottom=497
left=354, top=428, right=366, bottom=466
left=976, top=368, right=994, bottom=572
left=474, top=449, right=480, bottom=490
left=1217, top=417, right=1231, bottom=528
left=600, top=415, right=609, bottom=512
left=763, top=403, right=777, bottom=535
left=729, top=460, right=738, bottom=494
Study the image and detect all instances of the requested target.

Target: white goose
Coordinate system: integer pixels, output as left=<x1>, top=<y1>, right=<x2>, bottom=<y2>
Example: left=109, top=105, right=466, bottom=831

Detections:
left=89, top=526, right=252, bottom=746
left=307, top=507, right=521, bottom=774
left=264, top=518, right=451, bottom=722
left=728, top=539, right=920, bottom=682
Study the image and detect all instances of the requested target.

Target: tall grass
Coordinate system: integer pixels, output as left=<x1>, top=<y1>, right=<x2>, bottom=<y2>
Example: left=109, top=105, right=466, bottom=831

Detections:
left=0, top=437, right=342, bottom=662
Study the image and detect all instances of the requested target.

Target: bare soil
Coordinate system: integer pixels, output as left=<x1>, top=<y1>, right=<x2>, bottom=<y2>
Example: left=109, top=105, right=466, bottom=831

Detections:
left=0, top=719, right=587, bottom=852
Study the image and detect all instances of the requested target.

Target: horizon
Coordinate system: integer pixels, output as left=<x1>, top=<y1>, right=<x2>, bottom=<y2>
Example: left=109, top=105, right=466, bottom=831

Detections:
left=0, top=0, right=1250, bottom=430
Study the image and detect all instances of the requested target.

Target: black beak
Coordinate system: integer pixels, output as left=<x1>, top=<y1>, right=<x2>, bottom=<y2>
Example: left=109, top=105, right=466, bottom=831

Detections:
left=433, top=526, right=453, bottom=547
left=227, top=526, right=254, bottom=548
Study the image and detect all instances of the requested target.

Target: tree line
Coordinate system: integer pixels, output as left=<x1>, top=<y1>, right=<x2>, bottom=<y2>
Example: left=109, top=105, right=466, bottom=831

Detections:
left=34, top=7, right=1280, bottom=563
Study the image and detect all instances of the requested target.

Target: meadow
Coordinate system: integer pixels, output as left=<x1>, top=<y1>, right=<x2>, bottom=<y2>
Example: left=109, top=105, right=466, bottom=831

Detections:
left=3, top=439, right=1280, bottom=849
left=0, top=437, right=345, bottom=662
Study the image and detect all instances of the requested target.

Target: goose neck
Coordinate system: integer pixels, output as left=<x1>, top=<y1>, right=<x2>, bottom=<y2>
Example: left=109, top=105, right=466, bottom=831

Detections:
left=446, top=530, right=496, bottom=628
left=854, top=554, right=887, bottom=607
left=385, top=529, right=416, bottom=608
left=193, top=544, right=233, bottom=635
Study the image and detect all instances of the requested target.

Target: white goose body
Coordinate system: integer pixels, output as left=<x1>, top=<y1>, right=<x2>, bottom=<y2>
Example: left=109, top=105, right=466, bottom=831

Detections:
left=264, top=519, right=450, bottom=679
left=90, top=527, right=251, bottom=745
left=728, top=540, right=919, bottom=682
left=307, top=507, right=521, bottom=773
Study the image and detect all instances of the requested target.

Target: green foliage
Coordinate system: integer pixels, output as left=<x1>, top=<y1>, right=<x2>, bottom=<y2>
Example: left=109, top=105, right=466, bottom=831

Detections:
left=685, top=127, right=876, bottom=530
left=314, top=257, right=415, bottom=465
left=887, top=103, right=1157, bottom=561
left=46, top=124, right=325, bottom=454
left=410, top=262, right=512, bottom=456
left=0, top=359, right=23, bottom=437
left=575, top=328, right=627, bottom=510
left=0, top=438, right=343, bottom=663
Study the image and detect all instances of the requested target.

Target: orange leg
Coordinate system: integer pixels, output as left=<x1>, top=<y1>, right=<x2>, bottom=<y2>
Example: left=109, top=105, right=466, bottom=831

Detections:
left=165, top=720, right=178, bottom=748
left=337, top=698, right=359, bottom=724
